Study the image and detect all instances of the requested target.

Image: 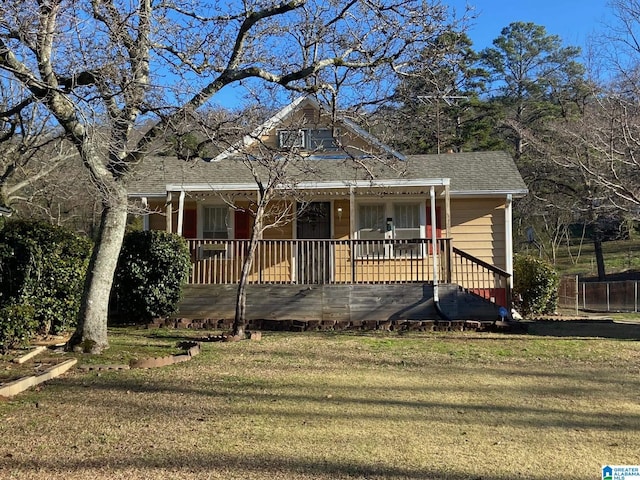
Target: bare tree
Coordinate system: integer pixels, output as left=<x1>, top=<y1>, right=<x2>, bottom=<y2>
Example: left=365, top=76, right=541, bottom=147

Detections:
left=0, top=0, right=459, bottom=353
left=563, top=0, right=640, bottom=215
left=0, top=80, right=71, bottom=211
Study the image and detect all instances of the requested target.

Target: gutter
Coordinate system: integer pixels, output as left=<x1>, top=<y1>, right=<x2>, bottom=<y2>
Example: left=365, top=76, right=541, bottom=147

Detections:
left=430, top=186, right=450, bottom=321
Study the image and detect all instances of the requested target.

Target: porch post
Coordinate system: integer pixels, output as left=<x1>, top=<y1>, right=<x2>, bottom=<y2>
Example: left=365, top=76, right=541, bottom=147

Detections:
left=505, top=194, right=514, bottom=309
left=141, top=197, right=149, bottom=231
left=349, top=185, right=355, bottom=238
left=165, top=191, right=172, bottom=233
left=349, top=185, right=356, bottom=283
left=430, top=186, right=439, bottom=290
left=177, top=190, right=186, bottom=236
left=444, top=184, right=452, bottom=283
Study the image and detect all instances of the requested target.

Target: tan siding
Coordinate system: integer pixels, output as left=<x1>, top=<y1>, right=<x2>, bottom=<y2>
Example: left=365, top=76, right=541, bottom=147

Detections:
left=450, top=198, right=506, bottom=269
left=263, top=201, right=294, bottom=240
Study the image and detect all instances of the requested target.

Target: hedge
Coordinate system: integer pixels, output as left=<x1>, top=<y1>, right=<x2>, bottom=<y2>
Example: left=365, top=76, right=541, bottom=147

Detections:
left=113, top=230, right=191, bottom=323
left=0, top=220, right=92, bottom=351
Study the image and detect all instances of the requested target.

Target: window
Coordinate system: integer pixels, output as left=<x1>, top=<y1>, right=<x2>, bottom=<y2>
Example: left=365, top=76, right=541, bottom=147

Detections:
left=358, top=204, right=385, bottom=240
left=394, top=203, right=421, bottom=239
left=308, top=129, right=339, bottom=151
left=278, top=128, right=339, bottom=151
left=358, top=204, right=386, bottom=256
left=357, top=201, right=425, bottom=258
left=278, top=129, right=306, bottom=149
left=203, top=206, right=229, bottom=239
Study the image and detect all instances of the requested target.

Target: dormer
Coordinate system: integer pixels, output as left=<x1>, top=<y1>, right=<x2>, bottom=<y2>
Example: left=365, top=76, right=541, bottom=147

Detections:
left=212, top=96, right=405, bottom=162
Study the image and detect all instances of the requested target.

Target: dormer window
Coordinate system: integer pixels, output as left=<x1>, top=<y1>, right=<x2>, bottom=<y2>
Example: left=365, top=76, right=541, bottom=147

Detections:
left=278, top=128, right=339, bottom=151
left=278, top=129, right=306, bottom=149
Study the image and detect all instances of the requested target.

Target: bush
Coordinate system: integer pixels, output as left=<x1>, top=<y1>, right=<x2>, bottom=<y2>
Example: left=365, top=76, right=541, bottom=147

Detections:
left=0, top=303, right=37, bottom=353
left=113, top=230, right=191, bottom=322
left=513, top=254, right=559, bottom=316
left=0, top=220, right=92, bottom=347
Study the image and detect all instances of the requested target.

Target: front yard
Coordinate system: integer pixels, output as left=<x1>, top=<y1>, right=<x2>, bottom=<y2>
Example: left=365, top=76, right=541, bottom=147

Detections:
left=1, top=325, right=639, bottom=479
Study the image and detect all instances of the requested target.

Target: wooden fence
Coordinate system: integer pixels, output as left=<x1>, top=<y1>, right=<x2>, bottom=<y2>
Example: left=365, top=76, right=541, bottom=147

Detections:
left=559, top=275, right=640, bottom=313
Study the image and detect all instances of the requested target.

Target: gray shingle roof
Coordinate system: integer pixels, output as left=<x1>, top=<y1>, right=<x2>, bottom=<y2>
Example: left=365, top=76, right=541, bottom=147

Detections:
left=126, top=151, right=528, bottom=197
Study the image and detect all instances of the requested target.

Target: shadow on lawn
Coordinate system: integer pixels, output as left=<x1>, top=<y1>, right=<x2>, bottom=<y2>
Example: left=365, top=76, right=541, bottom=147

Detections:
left=527, top=320, right=640, bottom=340
left=58, top=371, right=640, bottom=432
left=0, top=451, right=585, bottom=480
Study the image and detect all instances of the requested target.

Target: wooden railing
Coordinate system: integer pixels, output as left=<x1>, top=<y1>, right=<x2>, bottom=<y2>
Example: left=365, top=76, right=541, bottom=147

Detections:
left=451, top=246, right=511, bottom=307
left=187, top=238, right=451, bottom=285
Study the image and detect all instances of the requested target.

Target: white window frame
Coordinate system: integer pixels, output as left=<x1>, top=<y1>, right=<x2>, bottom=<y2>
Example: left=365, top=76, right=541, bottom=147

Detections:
left=278, top=129, right=306, bottom=149
left=198, top=204, right=234, bottom=259
left=356, top=198, right=426, bottom=258
left=356, top=203, right=387, bottom=257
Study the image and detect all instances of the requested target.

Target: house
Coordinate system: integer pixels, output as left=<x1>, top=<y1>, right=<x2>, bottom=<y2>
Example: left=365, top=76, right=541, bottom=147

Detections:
left=126, top=96, right=528, bottom=324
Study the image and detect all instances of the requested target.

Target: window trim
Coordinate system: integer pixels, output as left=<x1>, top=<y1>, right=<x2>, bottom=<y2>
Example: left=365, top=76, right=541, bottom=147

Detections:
left=198, top=204, right=234, bottom=259
left=278, top=129, right=306, bottom=149
left=355, top=199, right=426, bottom=259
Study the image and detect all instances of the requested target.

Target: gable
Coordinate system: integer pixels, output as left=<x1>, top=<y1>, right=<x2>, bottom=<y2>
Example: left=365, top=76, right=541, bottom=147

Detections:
left=213, top=96, right=405, bottom=162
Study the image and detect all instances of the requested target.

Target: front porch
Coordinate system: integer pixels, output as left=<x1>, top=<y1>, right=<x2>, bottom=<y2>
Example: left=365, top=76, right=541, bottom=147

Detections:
left=183, top=238, right=512, bottom=320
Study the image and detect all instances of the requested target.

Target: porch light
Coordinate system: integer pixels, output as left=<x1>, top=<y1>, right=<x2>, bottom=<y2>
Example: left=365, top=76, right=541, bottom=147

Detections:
left=337, top=206, right=343, bottom=220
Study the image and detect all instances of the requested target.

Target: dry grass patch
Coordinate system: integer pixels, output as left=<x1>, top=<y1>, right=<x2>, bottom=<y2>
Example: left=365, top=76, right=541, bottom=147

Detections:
left=1, top=328, right=639, bottom=480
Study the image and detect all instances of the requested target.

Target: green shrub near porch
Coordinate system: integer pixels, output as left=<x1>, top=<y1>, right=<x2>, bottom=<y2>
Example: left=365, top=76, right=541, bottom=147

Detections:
left=113, top=230, right=191, bottom=323
left=513, top=254, right=559, bottom=316
left=0, top=220, right=92, bottom=351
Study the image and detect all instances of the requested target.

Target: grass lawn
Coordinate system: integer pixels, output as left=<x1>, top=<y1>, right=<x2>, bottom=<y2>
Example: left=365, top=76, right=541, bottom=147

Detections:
left=1, top=326, right=639, bottom=480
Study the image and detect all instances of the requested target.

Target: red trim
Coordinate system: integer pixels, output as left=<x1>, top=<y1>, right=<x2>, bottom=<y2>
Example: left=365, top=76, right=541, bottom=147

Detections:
left=183, top=209, right=197, bottom=238
left=469, top=288, right=507, bottom=308
left=234, top=210, right=252, bottom=239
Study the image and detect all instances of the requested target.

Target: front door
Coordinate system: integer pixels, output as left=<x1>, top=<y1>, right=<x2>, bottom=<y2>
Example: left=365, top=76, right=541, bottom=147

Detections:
left=296, top=202, right=331, bottom=283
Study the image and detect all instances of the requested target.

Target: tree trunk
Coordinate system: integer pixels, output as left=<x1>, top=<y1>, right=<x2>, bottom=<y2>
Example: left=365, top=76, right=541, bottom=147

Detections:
left=67, top=186, right=128, bottom=353
left=593, top=235, right=606, bottom=281
left=233, top=228, right=261, bottom=338
left=233, top=201, right=265, bottom=338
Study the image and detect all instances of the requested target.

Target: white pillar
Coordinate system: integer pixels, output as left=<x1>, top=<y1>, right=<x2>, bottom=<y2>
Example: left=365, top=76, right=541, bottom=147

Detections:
left=349, top=185, right=356, bottom=238
left=141, top=197, right=149, bottom=231
left=165, top=192, right=172, bottom=233
left=430, top=186, right=439, bottom=301
left=177, top=190, right=186, bottom=236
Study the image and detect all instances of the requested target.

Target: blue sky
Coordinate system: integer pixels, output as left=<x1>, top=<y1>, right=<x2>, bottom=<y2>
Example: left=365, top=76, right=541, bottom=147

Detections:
left=212, top=1, right=613, bottom=108
left=449, top=0, right=611, bottom=51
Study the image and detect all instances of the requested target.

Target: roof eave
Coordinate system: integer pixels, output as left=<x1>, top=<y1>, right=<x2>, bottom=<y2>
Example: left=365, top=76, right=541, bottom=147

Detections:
left=451, top=189, right=529, bottom=198
left=165, top=178, right=450, bottom=193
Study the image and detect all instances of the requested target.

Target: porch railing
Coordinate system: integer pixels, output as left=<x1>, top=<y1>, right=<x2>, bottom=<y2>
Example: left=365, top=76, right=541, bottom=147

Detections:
left=451, top=246, right=511, bottom=307
left=187, top=238, right=450, bottom=285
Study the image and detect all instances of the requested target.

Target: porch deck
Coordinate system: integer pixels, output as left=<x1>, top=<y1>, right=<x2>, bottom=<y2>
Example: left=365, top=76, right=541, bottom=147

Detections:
left=185, top=238, right=511, bottom=308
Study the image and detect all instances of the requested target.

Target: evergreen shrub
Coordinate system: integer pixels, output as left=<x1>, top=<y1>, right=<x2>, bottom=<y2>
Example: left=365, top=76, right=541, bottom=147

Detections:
left=113, top=230, right=191, bottom=323
left=0, top=220, right=92, bottom=350
left=513, top=254, right=559, bottom=316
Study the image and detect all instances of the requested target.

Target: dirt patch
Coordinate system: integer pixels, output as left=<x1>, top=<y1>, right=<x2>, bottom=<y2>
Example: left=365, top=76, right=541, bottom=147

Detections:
left=1, top=350, right=69, bottom=385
